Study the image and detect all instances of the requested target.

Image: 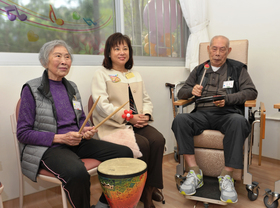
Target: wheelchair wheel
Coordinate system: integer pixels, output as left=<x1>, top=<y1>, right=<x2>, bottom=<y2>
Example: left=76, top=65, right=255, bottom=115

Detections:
left=175, top=175, right=185, bottom=191
left=174, top=151, right=179, bottom=162
left=173, top=146, right=179, bottom=162
left=203, top=203, right=209, bottom=208
left=247, top=188, right=259, bottom=201
left=176, top=183, right=180, bottom=191
left=264, top=195, right=279, bottom=208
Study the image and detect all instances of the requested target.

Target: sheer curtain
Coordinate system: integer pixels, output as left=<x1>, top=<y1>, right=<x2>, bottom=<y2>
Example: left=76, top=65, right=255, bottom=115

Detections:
left=179, top=0, right=209, bottom=71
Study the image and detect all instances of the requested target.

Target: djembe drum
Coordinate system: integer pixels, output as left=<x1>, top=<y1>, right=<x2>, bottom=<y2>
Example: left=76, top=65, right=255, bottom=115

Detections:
left=97, top=158, right=147, bottom=208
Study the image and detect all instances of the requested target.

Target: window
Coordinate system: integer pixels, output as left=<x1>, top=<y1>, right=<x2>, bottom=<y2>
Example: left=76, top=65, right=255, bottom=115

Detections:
left=0, top=0, right=188, bottom=66
left=123, top=0, right=188, bottom=58
left=0, top=0, right=115, bottom=54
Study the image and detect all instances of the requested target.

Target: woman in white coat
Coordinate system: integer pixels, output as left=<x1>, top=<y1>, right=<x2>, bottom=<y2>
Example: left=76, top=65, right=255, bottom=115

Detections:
left=91, top=33, right=165, bottom=208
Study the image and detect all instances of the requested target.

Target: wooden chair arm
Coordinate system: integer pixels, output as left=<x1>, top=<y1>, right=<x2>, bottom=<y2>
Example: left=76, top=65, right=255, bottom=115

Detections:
left=173, top=97, right=195, bottom=106
left=245, top=100, right=256, bottom=108
left=175, top=99, right=257, bottom=108
left=274, top=103, right=280, bottom=109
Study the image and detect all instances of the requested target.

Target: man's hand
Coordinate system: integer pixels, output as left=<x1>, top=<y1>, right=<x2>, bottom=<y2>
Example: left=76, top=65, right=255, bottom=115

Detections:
left=213, top=99, right=225, bottom=107
left=192, top=84, right=203, bottom=97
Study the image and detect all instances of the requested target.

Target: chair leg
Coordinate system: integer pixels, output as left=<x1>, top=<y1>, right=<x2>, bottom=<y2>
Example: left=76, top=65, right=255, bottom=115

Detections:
left=0, top=196, right=3, bottom=208
left=243, top=137, right=252, bottom=185
left=275, top=180, right=280, bottom=194
left=60, top=185, right=68, bottom=208
left=0, top=184, right=4, bottom=208
left=19, top=175, right=23, bottom=208
left=258, top=136, right=263, bottom=166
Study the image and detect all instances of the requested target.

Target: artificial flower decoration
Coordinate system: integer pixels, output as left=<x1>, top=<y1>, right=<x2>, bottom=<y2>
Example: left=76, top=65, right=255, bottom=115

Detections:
left=122, top=110, right=134, bottom=121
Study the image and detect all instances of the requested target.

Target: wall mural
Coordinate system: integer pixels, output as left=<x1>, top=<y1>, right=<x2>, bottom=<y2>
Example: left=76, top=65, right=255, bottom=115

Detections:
left=0, top=0, right=114, bottom=54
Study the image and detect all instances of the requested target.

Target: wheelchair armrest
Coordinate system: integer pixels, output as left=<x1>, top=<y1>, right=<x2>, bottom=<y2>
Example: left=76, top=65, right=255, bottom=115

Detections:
left=173, top=98, right=195, bottom=106
left=244, top=100, right=256, bottom=121
left=174, top=99, right=256, bottom=107
left=274, top=103, right=280, bottom=110
left=174, top=99, right=257, bottom=108
left=173, top=97, right=195, bottom=115
left=245, top=100, right=256, bottom=108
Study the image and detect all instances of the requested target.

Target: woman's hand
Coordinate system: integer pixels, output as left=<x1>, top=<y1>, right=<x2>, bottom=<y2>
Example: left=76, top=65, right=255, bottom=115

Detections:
left=81, top=126, right=98, bottom=140
left=129, top=114, right=149, bottom=128
left=53, top=132, right=83, bottom=146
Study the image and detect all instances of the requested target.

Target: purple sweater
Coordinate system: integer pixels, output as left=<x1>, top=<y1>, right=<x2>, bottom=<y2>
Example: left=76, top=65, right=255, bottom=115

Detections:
left=17, top=80, right=88, bottom=147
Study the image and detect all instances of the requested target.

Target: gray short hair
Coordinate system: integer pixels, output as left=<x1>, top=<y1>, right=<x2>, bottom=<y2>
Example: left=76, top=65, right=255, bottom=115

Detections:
left=210, top=35, right=230, bottom=48
left=39, top=40, right=73, bottom=68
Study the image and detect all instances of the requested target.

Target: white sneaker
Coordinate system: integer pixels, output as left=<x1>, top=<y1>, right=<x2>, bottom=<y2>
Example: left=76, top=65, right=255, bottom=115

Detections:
left=218, top=175, right=238, bottom=203
left=180, top=169, right=203, bottom=195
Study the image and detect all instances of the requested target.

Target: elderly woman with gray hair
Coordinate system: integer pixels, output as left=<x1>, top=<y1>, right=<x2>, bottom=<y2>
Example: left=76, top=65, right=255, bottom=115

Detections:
left=17, top=40, right=133, bottom=208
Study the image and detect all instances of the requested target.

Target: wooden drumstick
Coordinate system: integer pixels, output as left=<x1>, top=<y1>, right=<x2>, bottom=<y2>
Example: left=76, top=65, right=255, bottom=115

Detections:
left=189, top=63, right=209, bottom=100
left=199, top=63, right=210, bottom=86
left=94, top=101, right=129, bottom=129
left=78, top=96, right=100, bottom=134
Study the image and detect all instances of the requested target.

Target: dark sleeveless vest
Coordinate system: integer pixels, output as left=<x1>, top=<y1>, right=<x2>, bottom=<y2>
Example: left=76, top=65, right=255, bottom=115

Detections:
left=195, top=59, right=247, bottom=114
left=19, top=70, right=82, bottom=181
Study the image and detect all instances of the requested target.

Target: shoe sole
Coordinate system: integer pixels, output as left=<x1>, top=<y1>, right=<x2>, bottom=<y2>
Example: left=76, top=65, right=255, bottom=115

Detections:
left=220, top=197, right=238, bottom=203
left=180, top=181, right=204, bottom=196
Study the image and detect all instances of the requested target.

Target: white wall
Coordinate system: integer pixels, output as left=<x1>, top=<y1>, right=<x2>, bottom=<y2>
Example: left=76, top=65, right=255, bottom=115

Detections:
left=2, top=0, right=280, bottom=202
left=207, top=0, right=280, bottom=158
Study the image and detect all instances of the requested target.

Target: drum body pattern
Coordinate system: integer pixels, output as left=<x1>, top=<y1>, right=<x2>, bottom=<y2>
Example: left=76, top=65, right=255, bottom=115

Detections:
left=98, top=158, right=147, bottom=208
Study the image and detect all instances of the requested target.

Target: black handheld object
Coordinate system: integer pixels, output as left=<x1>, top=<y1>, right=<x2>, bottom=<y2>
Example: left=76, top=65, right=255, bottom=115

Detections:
left=195, top=95, right=226, bottom=104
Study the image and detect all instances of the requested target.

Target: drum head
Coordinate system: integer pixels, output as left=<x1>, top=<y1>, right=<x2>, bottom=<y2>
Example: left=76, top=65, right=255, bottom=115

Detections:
left=98, top=158, right=147, bottom=208
left=98, top=158, right=147, bottom=178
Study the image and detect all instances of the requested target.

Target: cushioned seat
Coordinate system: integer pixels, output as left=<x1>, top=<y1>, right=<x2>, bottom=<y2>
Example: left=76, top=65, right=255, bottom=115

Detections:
left=194, top=130, right=224, bottom=150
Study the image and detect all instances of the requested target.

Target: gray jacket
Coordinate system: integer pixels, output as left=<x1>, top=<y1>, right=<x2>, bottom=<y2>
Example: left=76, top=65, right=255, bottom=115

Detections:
left=19, top=70, right=82, bottom=181
left=178, top=59, right=258, bottom=113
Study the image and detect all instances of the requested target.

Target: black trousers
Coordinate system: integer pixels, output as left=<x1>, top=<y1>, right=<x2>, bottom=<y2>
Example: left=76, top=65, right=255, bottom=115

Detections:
left=40, top=139, right=133, bottom=208
left=172, top=109, right=251, bottom=169
left=133, top=125, right=165, bottom=189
